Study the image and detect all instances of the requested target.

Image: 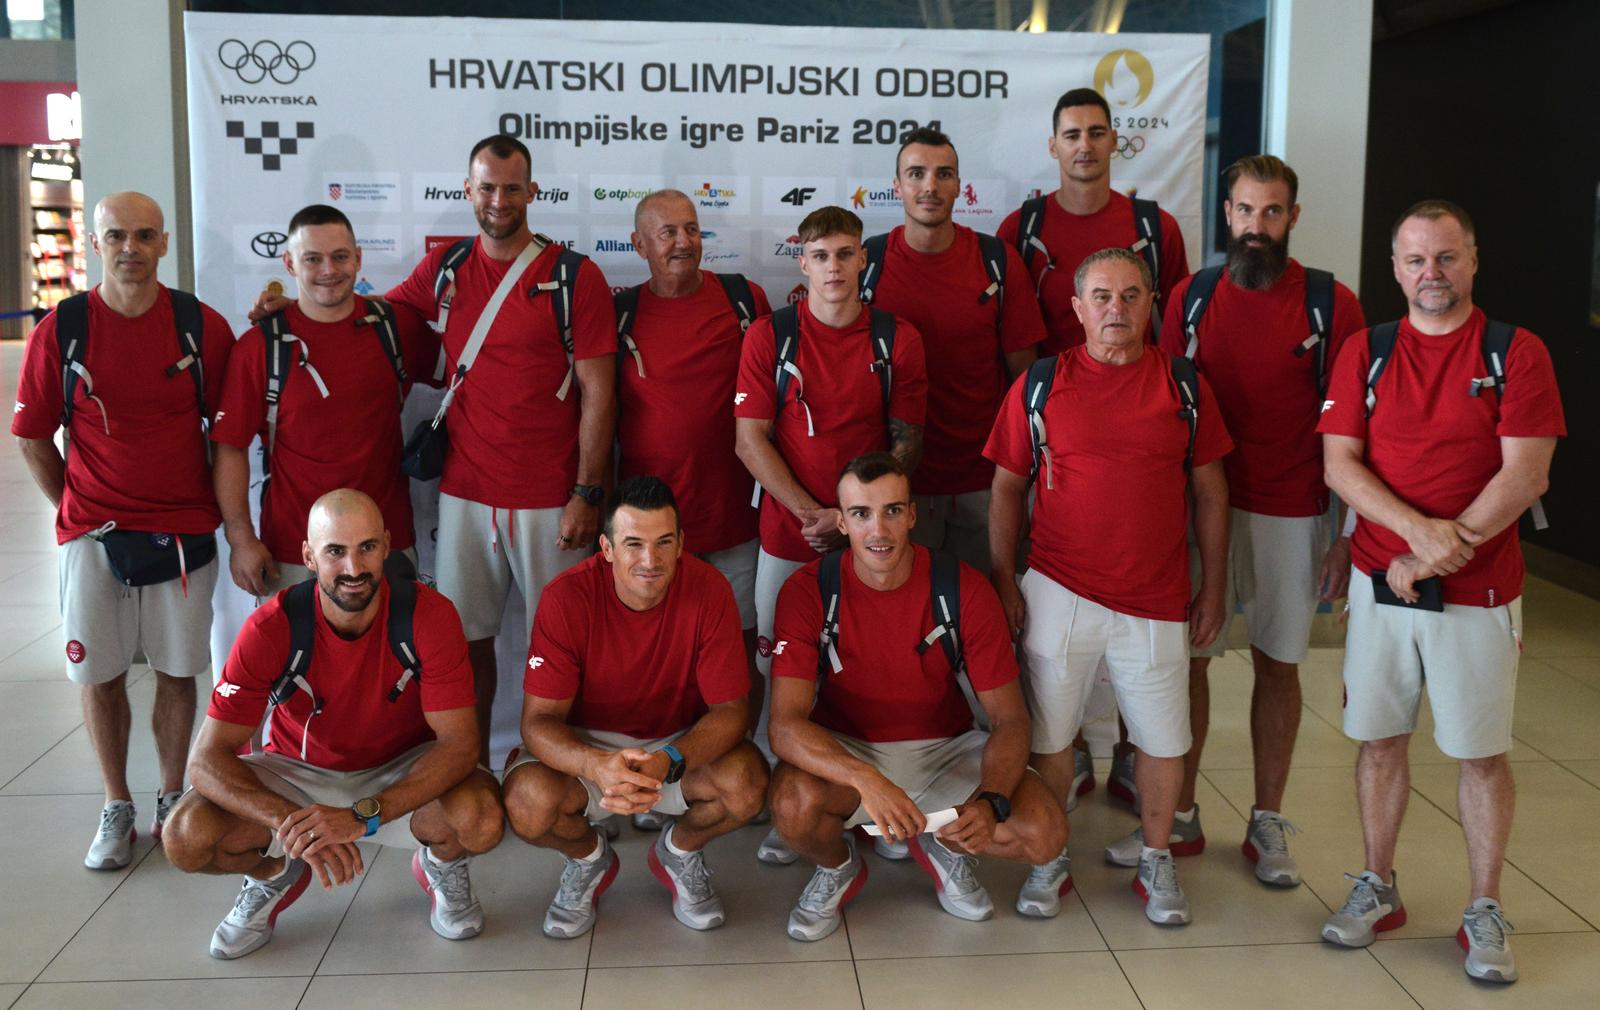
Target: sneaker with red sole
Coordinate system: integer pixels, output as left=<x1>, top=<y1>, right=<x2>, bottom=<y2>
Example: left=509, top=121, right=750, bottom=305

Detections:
left=209, top=859, right=311, bottom=959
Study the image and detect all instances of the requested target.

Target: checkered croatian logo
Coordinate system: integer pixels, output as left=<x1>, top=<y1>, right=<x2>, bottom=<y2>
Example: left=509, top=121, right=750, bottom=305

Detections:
left=224, top=120, right=315, bottom=171
left=328, top=183, right=342, bottom=200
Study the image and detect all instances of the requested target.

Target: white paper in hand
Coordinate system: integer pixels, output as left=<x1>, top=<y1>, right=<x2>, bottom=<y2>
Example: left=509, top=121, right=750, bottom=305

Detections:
left=861, top=807, right=958, bottom=837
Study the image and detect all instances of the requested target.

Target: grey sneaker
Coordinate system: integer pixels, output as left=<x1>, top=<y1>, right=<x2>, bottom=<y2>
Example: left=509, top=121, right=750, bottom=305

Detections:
left=1067, top=747, right=1095, bottom=813
left=593, top=817, right=621, bottom=841
left=910, top=833, right=993, bottom=922
left=1459, top=898, right=1517, bottom=983
left=1321, top=870, right=1406, bottom=947
left=1109, top=746, right=1139, bottom=811
left=872, top=834, right=911, bottom=860
left=1016, top=847, right=1073, bottom=918
left=152, top=790, right=182, bottom=842
left=648, top=827, right=725, bottom=930
left=84, top=800, right=136, bottom=870
left=1243, top=809, right=1301, bottom=887
left=209, top=859, right=311, bottom=959
left=787, top=836, right=868, bottom=942
left=633, top=810, right=671, bottom=831
left=757, top=826, right=798, bottom=865
left=411, top=847, right=484, bottom=940
left=1134, top=850, right=1191, bottom=925
left=1105, top=807, right=1206, bottom=867
left=543, top=835, right=620, bottom=939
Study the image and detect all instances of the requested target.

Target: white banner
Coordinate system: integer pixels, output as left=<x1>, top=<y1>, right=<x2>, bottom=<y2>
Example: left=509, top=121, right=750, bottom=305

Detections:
left=185, top=12, right=1209, bottom=753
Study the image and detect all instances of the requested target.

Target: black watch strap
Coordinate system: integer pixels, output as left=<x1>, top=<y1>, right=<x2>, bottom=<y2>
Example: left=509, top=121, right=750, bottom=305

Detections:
left=978, top=790, right=1011, bottom=823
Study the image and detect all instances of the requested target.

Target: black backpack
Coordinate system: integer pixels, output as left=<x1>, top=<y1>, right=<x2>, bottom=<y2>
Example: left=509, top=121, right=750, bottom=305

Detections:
left=1178, top=264, right=1337, bottom=395
left=1014, top=193, right=1163, bottom=330
left=1362, top=318, right=1549, bottom=530
left=55, top=288, right=210, bottom=459
left=1022, top=351, right=1200, bottom=491
left=858, top=231, right=1008, bottom=322
left=613, top=272, right=760, bottom=378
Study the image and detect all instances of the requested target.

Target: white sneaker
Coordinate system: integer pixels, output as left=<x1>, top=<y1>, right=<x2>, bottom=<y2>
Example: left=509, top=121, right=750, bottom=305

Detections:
left=1242, top=809, right=1301, bottom=887
left=1016, top=848, right=1073, bottom=918
left=1067, top=747, right=1095, bottom=813
left=872, top=835, right=911, bottom=860
left=1134, top=850, right=1191, bottom=925
left=648, top=826, right=725, bottom=930
left=84, top=800, right=136, bottom=870
left=411, top=847, right=484, bottom=940
left=1459, top=897, right=1516, bottom=983
left=757, top=826, right=798, bottom=865
left=787, top=837, right=868, bottom=942
left=151, top=790, right=182, bottom=842
left=543, top=835, right=620, bottom=939
left=1321, top=870, right=1406, bottom=947
left=633, top=810, right=671, bottom=831
left=209, top=859, right=311, bottom=959
left=1104, top=807, right=1207, bottom=867
left=910, top=833, right=993, bottom=922
left=1108, top=747, right=1139, bottom=811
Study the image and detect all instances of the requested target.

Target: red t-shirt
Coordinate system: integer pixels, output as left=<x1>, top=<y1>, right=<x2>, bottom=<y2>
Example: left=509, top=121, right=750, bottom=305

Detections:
left=1159, top=261, right=1366, bottom=517
left=618, top=272, right=772, bottom=554
left=771, top=546, right=1018, bottom=742
left=12, top=286, right=235, bottom=543
left=996, top=190, right=1189, bottom=355
left=984, top=346, right=1233, bottom=621
left=524, top=553, right=751, bottom=739
left=867, top=225, right=1047, bottom=495
left=210, top=299, right=440, bottom=563
left=1316, top=309, right=1565, bottom=607
left=209, top=580, right=475, bottom=772
left=386, top=238, right=617, bottom=508
left=734, top=300, right=928, bottom=562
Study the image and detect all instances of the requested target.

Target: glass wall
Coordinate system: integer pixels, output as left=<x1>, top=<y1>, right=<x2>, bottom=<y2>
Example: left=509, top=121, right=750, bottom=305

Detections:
left=1, top=0, right=74, bottom=39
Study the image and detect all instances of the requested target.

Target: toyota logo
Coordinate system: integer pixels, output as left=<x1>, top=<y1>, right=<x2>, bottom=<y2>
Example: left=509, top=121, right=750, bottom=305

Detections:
left=218, top=39, right=316, bottom=85
left=251, top=231, right=288, bottom=257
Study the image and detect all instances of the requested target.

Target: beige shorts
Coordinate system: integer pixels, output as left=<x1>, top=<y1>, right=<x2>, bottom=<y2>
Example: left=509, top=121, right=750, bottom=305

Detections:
left=435, top=493, right=590, bottom=642
left=698, top=537, right=758, bottom=630
left=910, top=490, right=993, bottom=573
left=827, top=729, right=988, bottom=828
left=506, top=727, right=690, bottom=820
left=1190, top=509, right=1330, bottom=662
left=1019, top=569, right=1191, bottom=758
left=59, top=534, right=219, bottom=685
left=244, top=742, right=431, bottom=852
left=1341, top=568, right=1522, bottom=759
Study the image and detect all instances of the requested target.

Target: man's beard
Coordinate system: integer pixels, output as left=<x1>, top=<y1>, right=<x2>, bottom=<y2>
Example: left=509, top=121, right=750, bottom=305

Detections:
left=1226, top=232, right=1290, bottom=290
left=475, top=206, right=524, bottom=240
left=323, top=574, right=377, bottom=613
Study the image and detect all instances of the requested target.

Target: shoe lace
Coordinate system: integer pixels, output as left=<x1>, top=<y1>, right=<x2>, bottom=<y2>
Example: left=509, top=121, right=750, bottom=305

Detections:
left=1025, top=850, right=1070, bottom=888
left=798, top=864, right=847, bottom=912
left=228, top=875, right=284, bottom=923
left=430, top=855, right=475, bottom=907
left=1252, top=813, right=1299, bottom=855
left=555, top=854, right=604, bottom=908
left=96, top=803, right=133, bottom=840
left=1465, top=905, right=1515, bottom=947
left=944, top=849, right=980, bottom=892
left=1338, top=872, right=1379, bottom=915
left=673, top=849, right=715, bottom=901
left=1147, top=853, right=1180, bottom=896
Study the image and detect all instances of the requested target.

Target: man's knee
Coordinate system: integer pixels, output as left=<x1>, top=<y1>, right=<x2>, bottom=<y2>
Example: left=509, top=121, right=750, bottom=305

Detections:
left=1014, top=788, right=1069, bottom=863
left=444, top=772, right=507, bottom=854
left=705, top=743, right=769, bottom=823
left=1459, top=752, right=1511, bottom=778
left=1361, top=734, right=1411, bottom=760
left=81, top=673, right=129, bottom=700
left=162, top=793, right=225, bottom=872
left=503, top=762, right=574, bottom=840
left=770, top=764, right=830, bottom=833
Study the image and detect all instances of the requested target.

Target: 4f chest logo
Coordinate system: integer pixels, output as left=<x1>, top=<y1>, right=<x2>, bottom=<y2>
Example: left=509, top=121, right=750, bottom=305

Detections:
left=734, top=392, right=749, bottom=405
left=527, top=656, right=545, bottom=670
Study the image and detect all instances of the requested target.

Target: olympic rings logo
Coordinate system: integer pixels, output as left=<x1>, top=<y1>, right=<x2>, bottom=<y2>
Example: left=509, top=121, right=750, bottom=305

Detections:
left=217, top=39, right=316, bottom=85
left=1115, top=135, right=1146, bottom=160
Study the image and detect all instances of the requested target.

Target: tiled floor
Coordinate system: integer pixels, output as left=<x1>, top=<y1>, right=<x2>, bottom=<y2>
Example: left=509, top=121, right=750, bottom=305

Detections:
left=4, top=340, right=1599, bottom=1008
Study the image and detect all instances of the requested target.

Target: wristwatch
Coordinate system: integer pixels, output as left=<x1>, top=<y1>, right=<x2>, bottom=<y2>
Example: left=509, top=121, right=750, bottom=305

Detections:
left=660, top=744, right=686, bottom=785
left=351, top=796, right=382, bottom=837
left=571, top=483, right=604, bottom=506
left=978, top=791, right=1011, bottom=823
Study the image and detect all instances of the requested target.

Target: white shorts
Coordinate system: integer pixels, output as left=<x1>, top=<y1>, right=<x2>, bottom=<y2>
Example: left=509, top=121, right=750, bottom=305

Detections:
left=910, top=490, right=992, bottom=573
left=828, top=730, right=988, bottom=828
left=506, top=728, right=689, bottom=820
left=698, top=537, right=758, bottom=630
left=244, top=742, right=431, bottom=851
left=435, top=493, right=589, bottom=642
left=1190, top=509, right=1329, bottom=662
left=59, top=534, right=219, bottom=686
left=753, top=548, right=807, bottom=761
left=1341, top=569, right=1522, bottom=759
left=1019, top=569, right=1191, bottom=758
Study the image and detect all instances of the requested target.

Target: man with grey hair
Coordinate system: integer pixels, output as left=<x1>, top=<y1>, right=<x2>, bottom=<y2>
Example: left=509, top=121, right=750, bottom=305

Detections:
left=13, top=191, right=235, bottom=870
left=984, top=246, right=1232, bottom=925
left=1315, top=200, right=1562, bottom=983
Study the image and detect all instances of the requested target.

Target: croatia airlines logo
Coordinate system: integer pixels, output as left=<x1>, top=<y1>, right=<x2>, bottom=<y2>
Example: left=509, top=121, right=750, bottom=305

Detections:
left=528, top=656, right=545, bottom=669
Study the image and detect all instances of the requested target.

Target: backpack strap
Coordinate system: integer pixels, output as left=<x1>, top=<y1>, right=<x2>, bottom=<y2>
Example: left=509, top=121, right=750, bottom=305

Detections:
left=268, top=579, right=320, bottom=710
left=1178, top=266, right=1226, bottom=359
left=54, top=292, right=92, bottom=435
left=165, top=289, right=211, bottom=463
left=1169, top=354, right=1201, bottom=474
left=1023, top=354, right=1059, bottom=490
left=430, top=237, right=475, bottom=336
left=753, top=304, right=806, bottom=509
left=613, top=283, right=645, bottom=378
left=715, top=272, right=759, bottom=333
left=1471, top=319, right=1516, bottom=399
left=1130, top=199, right=1164, bottom=340
left=1015, top=195, right=1053, bottom=281
left=868, top=309, right=897, bottom=420
left=1364, top=321, right=1401, bottom=417
left=816, top=549, right=845, bottom=679
left=916, top=550, right=964, bottom=673
left=528, top=240, right=588, bottom=401
left=975, top=232, right=1007, bottom=315
left=359, top=297, right=409, bottom=397
left=858, top=233, right=889, bottom=305
left=384, top=577, right=424, bottom=702
left=1296, top=268, right=1336, bottom=395
left=259, top=311, right=296, bottom=466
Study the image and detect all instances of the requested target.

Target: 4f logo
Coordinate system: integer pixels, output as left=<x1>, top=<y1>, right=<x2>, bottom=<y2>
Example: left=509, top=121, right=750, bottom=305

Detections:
left=771, top=640, right=787, bottom=655
left=215, top=682, right=241, bottom=697
left=214, top=410, right=227, bottom=423
left=1321, top=399, right=1335, bottom=413
left=733, top=392, right=749, bottom=405
left=781, top=187, right=816, bottom=206
left=527, top=656, right=545, bottom=670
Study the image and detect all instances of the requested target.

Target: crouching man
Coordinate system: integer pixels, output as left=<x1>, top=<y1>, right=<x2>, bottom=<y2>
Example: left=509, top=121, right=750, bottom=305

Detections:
left=163, top=489, right=504, bottom=959
left=503, top=476, right=768, bottom=938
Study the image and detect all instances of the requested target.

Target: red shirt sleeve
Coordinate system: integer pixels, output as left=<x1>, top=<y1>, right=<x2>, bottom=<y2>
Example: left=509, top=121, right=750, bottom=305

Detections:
left=11, top=312, right=63, bottom=440
left=525, top=575, right=583, bottom=700
left=391, top=300, right=444, bottom=390
left=957, top=565, right=1018, bottom=692
left=416, top=588, right=476, bottom=712
left=570, top=258, right=619, bottom=361
left=770, top=564, right=823, bottom=683
left=1324, top=281, right=1366, bottom=376
left=998, top=244, right=1047, bottom=354
left=983, top=370, right=1034, bottom=478
left=385, top=245, right=449, bottom=324
left=693, top=573, right=754, bottom=706
left=1316, top=329, right=1371, bottom=440
left=1155, top=210, right=1189, bottom=307
left=208, top=606, right=283, bottom=728
left=748, top=280, right=774, bottom=320
left=1191, top=371, right=1234, bottom=468
left=1159, top=274, right=1194, bottom=357
left=210, top=327, right=268, bottom=449
left=1497, top=330, right=1566, bottom=437
left=995, top=210, right=1022, bottom=247
left=734, top=316, right=780, bottom=421
left=198, top=305, right=236, bottom=411
left=887, top=317, right=928, bottom=426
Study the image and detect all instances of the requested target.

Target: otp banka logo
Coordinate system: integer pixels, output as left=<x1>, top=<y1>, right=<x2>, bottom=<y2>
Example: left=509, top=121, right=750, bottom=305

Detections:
left=217, top=39, right=317, bottom=85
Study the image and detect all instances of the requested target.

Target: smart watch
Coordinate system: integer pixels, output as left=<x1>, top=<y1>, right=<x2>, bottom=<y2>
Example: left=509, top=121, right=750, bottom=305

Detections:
left=351, top=796, right=382, bottom=837
left=571, top=483, right=604, bottom=506
left=660, top=744, right=686, bottom=785
left=978, top=791, right=1011, bottom=823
